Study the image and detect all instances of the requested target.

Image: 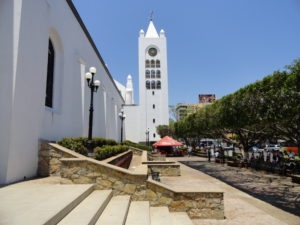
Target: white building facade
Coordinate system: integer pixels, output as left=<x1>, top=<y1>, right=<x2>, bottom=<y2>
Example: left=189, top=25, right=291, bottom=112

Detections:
left=124, top=20, right=169, bottom=144
left=0, top=0, right=124, bottom=184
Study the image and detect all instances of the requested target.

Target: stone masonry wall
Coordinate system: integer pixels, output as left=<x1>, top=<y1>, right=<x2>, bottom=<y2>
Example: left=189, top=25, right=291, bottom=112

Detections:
left=38, top=140, right=75, bottom=177
left=148, top=164, right=181, bottom=176
left=38, top=142, right=224, bottom=219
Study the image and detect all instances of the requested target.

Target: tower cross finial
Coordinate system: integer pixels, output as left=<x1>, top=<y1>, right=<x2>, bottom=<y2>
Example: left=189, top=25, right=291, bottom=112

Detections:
left=150, top=11, right=154, bottom=21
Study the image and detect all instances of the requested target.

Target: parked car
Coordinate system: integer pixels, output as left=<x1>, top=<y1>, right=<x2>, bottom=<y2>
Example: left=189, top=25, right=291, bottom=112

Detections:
left=265, top=144, right=280, bottom=151
left=279, top=142, right=299, bottom=156
left=249, top=146, right=259, bottom=153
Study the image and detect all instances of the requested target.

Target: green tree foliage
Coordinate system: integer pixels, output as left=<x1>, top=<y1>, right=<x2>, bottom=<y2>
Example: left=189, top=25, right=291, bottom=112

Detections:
left=156, top=121, right=175, bottom=138
left=174, top=60, right=300, bottom=152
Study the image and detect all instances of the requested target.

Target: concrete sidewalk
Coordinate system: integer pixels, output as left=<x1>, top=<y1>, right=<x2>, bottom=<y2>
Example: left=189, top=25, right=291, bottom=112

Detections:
left=0, top=179, right=94, bottom=225
left=163, top=156, right=300, bottom=225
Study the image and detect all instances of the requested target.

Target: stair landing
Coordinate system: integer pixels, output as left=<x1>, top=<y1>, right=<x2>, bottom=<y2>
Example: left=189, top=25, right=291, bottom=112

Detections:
left=0, top=182, right=94, bottom=225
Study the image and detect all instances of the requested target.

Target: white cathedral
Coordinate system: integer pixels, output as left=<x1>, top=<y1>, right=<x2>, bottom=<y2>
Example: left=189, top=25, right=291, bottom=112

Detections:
left=0, top=0, right=168, bottom=185
left=118, top=20, right=169, bottom=144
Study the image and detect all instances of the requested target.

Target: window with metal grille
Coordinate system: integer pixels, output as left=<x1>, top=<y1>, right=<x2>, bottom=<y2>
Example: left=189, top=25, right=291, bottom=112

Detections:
left=151, top=60, right=155, bottom=67
left=151, top=80, right=155, bottom=89
left=145, top=60, right=150, bottom=68
left=146, top=70, right=150, bottom=78
left=156, top=70, right=161, bottom=78
left=146, top=80, right=150, bottom=89
left=156, top=60, right=160, bottom=68
left=151, top=70, right=155, bottom=78
left=156, top=81, right=161, bottom=89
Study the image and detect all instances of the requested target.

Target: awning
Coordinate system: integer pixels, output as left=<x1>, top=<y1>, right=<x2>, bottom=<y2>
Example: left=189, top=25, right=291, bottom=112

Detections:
left=153, top=136, right=183, bottom=147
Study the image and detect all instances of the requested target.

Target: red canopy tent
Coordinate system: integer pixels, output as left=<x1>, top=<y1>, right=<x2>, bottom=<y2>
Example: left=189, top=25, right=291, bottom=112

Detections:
left=153, top=136, right=183, bottom=147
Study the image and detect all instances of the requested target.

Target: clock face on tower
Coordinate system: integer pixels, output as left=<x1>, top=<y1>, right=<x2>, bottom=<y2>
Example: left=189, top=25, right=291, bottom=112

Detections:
left=148, top=48, right=157, bottom=57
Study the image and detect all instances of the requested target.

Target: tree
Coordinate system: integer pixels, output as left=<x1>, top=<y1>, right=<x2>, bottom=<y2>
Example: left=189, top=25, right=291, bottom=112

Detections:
left=174, top=59, right=300, bottom=155
left=156, top=123, right=175, bottom=138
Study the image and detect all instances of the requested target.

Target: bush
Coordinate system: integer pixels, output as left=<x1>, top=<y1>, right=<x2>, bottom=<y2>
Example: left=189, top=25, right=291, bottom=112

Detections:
left=122, top=140, right=152, bottom=151
left=58, top=137, right=118, bottom=155
left=196, top=150, right=206, bottom=154
left=94, top=145, right=129, bottom=160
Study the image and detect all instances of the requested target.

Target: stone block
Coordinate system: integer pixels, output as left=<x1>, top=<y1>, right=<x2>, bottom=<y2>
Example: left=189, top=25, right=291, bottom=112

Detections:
left=145, top=189, right=157, bottom=200
left=124, top=184, right=137, bottom=194
left=169, top=201, right=186, bottom=211
left=72, top=176, right=94, bottom=184
left=158, top=196, right=172, bottom=205
left=113, top=181, right=125, bottom=191
left=96, top=179, right=113, bottom=188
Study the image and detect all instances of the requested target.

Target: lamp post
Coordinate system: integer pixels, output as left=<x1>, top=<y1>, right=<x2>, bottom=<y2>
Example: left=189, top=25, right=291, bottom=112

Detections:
left=85, top=67, right=100, bottom=157
left=118, top=109, right=126, bottom=143
left=145, top=129, right=149, bottom=146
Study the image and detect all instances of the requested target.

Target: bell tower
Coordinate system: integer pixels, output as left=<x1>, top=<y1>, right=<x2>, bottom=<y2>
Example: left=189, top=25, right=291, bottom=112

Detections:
left=138, top=19, right=169, bottom=142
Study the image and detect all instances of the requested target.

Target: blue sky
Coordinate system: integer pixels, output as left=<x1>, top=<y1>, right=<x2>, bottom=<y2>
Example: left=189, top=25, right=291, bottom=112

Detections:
left=73, top=0, right=300, bottom=105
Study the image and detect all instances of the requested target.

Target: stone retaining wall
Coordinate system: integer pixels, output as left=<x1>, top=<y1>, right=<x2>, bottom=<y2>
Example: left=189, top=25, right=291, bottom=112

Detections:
left=108, top=151, right=133, bottom=169
left=38, top=142, right=224, bottom=219
left=148, top=164, right=180, bottom=176
left=145, top=180, right=224, bottom=219
left=148, top=152, right=166, bottom=161
left=38, top=140, right=76, bottom=176
left=129, top=146, right=144, bottom=156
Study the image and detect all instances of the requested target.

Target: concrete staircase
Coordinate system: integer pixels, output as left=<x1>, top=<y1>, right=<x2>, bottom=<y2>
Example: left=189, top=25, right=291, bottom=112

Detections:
left=58, top=189, right=194, bottom=225
left=0, top=183, right=194, bottom=225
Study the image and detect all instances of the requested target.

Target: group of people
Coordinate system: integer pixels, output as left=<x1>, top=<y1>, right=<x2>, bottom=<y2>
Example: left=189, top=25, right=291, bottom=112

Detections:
left=250, top=149, right=296, bottom=164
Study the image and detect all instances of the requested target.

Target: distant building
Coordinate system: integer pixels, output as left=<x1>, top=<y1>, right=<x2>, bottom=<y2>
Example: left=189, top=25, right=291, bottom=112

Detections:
left=176, top=94, right=217, bottom=120
left=176, top=104, right=204, bottom=120
left=198, top=94, right=216, bottom=104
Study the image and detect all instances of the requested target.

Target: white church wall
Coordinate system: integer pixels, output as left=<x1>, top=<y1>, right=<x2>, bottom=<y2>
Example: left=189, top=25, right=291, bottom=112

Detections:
left=4, top=0, right=49, bottom=184
left=124, top=105, right=140, bottom=143
left=0, top=0, right=15, bottom=184
left=0, top=0, right=124, bottom=184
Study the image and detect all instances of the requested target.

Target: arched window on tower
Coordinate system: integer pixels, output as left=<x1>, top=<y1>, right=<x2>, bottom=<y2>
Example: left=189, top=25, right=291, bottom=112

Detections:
left=45, top=39, right=55, bottom=108
left=151, top=60, right=155, bottom=68
left=156, top=81, right=161, bottom=89
left=151, top=80, right=156, bottom=89
left=145, top=70, right=150, bottom=78
left=146, top=80, right=150, bottom=89
left=145, top=60, right=150, bottom=68
left=151, top=70, right=155, bottom=78
left=156, top=60, right=160, bottom=68
left=156, top=70, right=161, bottom=78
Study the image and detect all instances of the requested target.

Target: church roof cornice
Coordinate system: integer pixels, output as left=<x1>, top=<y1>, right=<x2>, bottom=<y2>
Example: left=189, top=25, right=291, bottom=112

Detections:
left=65, top=0, right=124, bottom=102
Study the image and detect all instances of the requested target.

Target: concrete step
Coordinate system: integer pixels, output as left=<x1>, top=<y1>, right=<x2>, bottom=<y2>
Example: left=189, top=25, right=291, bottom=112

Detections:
left=150, top=207, right=173, bottom=225
left=95, top=195, right=131, bottom=225
left=170, top=212, right=194, bottom=225
left=0, top=183, right=94, bottom=225
left=125, top=201, right=150, bottom=225
left=58, top=190, right=113, bottom=225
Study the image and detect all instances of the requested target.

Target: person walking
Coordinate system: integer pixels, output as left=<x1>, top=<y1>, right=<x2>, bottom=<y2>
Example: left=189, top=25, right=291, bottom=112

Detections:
left=187, top=147, right=192, bottom=157
left=208, top=148, right=211, bottom=162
